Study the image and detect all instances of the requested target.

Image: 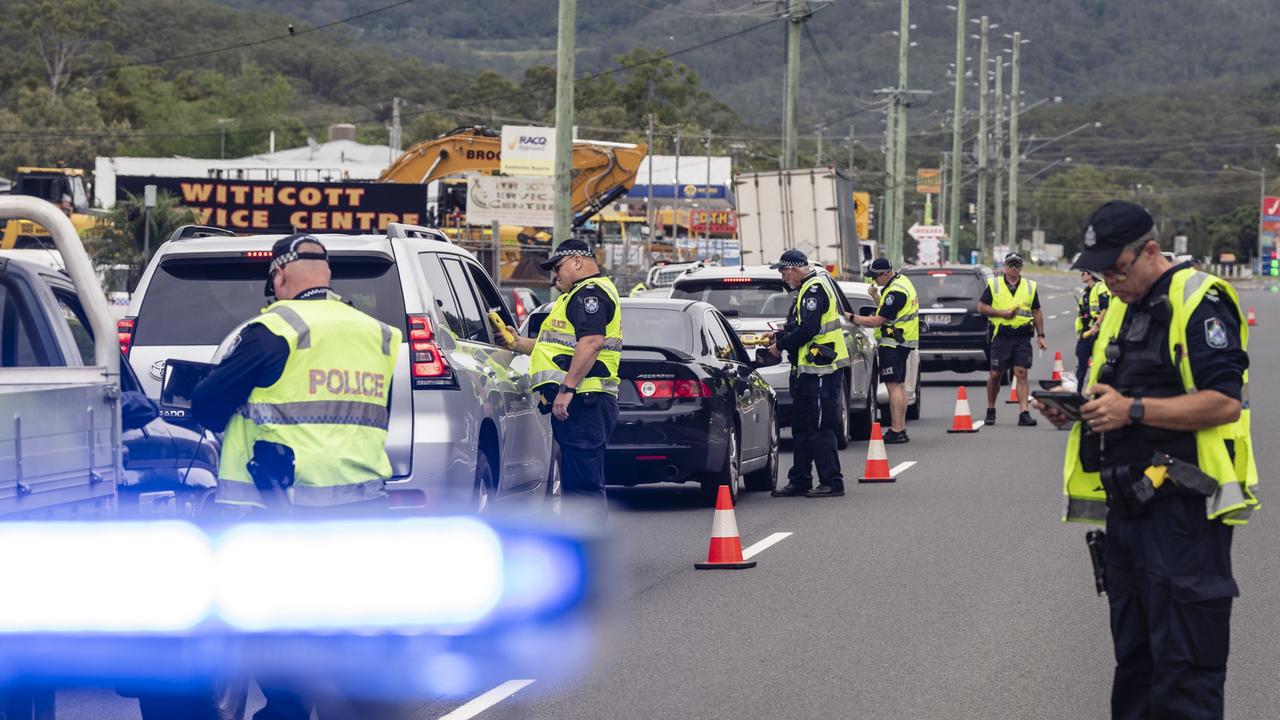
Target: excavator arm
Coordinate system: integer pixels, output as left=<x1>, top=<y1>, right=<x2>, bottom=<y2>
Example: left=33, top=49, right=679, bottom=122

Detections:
left=379, top=127, right=647, bottom=227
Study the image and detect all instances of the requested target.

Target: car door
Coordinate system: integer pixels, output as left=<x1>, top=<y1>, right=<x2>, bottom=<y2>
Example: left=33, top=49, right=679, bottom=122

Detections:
left=704, top=309, right=762, bottom=459
left=824, top=275, right=872, bottom=401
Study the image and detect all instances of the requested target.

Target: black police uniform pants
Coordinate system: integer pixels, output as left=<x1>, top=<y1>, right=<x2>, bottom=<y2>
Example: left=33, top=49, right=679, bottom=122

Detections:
left=551, top=392, right=619, bottom=523
left=1105, top=495, right=1237, bottom=720
left=787, top=370, right=843, bottom=490
left=1075, top=337, right=1094, bottom=389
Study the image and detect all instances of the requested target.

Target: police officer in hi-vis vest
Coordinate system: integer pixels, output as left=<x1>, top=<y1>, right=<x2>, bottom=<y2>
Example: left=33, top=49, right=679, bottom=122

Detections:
left=188, top=234, right=401, bottom=720
left=979, top=252, right=1047, bottom=427
left=764, top=250, right=848, bottom=497
left=498, top=239, right=621, bottom=524
left=850, top=257, right=918, bottom=444
left=1035, top=202, right=1257, bottom=720
left=1075, top=270, right=1110, bottom=389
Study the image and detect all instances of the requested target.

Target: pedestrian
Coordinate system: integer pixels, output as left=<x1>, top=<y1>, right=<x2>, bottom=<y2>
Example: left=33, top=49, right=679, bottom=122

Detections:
left=765, top=250, right=847, bottom=497
left=497, top=238, right=621, bottom=525
left=1035, top=201, right=1257, bottom=719
left=849, top=257, right=917, bottom=443
left=1074, top=270, right=1110, bottom=389
left=979, top=252, right=1046, bottom=426
left=182, top=234, right=402, bottom=720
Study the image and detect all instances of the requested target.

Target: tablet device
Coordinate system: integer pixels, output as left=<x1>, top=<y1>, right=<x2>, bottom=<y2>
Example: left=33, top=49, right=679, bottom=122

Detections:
left=1031, top=391, right=1088, bottom=422
left=161, top=359, right=215, bottom=411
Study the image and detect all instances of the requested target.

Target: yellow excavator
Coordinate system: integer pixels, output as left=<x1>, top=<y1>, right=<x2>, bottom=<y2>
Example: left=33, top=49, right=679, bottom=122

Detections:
left=378, top=126, right=647, bottom=282
left=1, top=167, right=99, bottom=248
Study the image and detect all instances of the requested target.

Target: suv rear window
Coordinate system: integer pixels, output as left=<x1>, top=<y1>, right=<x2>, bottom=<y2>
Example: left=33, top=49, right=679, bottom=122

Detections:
left=135, top=256, right=407, bottom=346
left=904, top=270, right=985, bottom=307
left=670, top=279, right=793, bottom=318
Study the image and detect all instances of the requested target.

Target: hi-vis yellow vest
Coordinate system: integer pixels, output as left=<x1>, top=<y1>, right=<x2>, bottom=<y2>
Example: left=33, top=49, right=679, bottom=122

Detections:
left=1062, top=268, right=1258, bottom=525
left=875, top=274, right=920, bottom=348
left=217, top=295, right=401, bottom=508
left=795, top=274, right=850, bottom=374
left=530, top=276, right=623, bottom=395
left=1075, top=281, right=1109, bottom=337
left=987, top=276, right=1037, bottom=337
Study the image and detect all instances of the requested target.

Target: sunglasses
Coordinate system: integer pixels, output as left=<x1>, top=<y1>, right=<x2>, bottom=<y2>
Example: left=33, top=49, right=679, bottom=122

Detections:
left=1102, top=240, right=1151, bottom=283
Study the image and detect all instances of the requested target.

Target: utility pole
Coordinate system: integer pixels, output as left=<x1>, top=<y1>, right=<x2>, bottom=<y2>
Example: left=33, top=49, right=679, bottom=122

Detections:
left=646, top=114, right=655, bottom=266
left=992, top=55, right=1004, bottom=257
left=975, top=16, right=989, bottom=263
left=390, top=96, right=403, bottom=154
left=882, top=100, right=897, bottom=258
left=552, top=0, right=576, bottom=244
left=705, top=130, right=714, bottom=258
left=674, top=129, right=682, bottom=256
left=782, top=0, right=805, bottom=168
left=847, top=122, right=855, bottom=177
left=946, top=0, right=966, bottom=250
left=1006, top=31, right=1022, bottom=251
left=816, top=127, right=823, bottom=166
left=891, top=0, right=911, bottom=265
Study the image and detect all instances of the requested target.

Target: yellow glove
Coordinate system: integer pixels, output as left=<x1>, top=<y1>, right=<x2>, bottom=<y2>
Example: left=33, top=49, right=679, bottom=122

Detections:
left=487, top=311, right=518, bottom=349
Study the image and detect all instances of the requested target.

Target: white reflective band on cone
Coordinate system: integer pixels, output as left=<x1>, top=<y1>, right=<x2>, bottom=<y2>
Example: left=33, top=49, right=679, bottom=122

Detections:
left=866, top=438, right=888, bottom=461
left=709, top=508, right=740, bottom=539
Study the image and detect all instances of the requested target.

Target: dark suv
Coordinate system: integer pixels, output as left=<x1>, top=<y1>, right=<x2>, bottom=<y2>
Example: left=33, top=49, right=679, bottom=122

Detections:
left=902, top=264, right=994, bottom=373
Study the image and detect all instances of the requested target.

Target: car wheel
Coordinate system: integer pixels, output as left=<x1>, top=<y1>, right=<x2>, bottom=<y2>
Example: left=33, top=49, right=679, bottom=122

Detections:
left=745, top=409, right=779, bottom=492
left=907, top=370, right=922, bottom=421
left=701, top=427, right=740, bottom=506
left=835, top=373, right=851, bottom=450
left=544, top=442, right=562, bottom=518
left=850, top=372, right=875, bottom=441
left=473, top=450, right=496, bottom=514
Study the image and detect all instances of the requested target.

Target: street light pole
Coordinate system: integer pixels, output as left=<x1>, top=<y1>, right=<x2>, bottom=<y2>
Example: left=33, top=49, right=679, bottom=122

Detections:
left=891, top=0, right=911, bottom=265
left=975, top=16, right=990, bottom=263
left=1006, top=31, right=1022, bottom=251
left=552, top=0, right=577, bottom=244
left=992, top=57, right=1004, bottom=256
left=946, top=0, right=966, bottom=249
left=783, top=0, right=804, bottom=168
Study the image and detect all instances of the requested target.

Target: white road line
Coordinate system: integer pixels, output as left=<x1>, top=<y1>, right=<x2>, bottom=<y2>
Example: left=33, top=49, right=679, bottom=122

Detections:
left=889, top=461, right=917, bottom=477
left=741, top=531, right=793, bottom=559
left=438, top=680, right=535, bottom=720
left=971, top=421, right=985, bottom=430
left=1047, top=313, right=1059, bottom=319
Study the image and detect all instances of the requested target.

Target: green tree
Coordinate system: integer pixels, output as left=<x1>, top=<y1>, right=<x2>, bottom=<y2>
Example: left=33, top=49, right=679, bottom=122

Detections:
left=85, top=190, right=196, bottom=286
left=18, top=0, right=121, bottom=98
left=0, top=86, right=127, bottom=174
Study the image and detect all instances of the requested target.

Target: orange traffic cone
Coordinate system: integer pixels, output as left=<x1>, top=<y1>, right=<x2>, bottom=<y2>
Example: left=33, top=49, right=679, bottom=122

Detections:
left=1051, top=352, right=1065, bottom=382
left=694, top=485, right=757, bottom=570
left=948, top=387, right=980, bottom=433
left=1247, top=307, right=1257, bottom=327
left=1005, top=383, right=1020, bottom=404
left=858, top=422, right=895, bottom=483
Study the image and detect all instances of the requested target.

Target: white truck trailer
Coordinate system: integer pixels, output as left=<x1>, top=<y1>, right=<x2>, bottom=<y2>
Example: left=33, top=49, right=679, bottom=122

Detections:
left=733, top=167, right=862, bottom=279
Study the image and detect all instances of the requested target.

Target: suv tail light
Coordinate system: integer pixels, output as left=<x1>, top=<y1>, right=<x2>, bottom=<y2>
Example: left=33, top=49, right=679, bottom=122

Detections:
left=117, top=317, right=136, bottom=356
left=407, top=314, right=456, bottom=389
left=634, top=379, right=712, bottom=399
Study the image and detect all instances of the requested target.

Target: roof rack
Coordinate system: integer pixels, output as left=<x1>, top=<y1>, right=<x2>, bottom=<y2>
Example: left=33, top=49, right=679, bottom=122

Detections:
left=166, top=225, right=237, bottom=243
left=385, top=223, right=450, bottom=243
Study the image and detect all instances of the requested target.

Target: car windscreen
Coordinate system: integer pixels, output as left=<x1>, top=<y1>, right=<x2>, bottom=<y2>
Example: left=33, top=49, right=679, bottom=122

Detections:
left=621, top=308, right=692, bottom=354
left=669, top=279, right=793, bottom=318
left=905, top=271, right=985, bottom=307
left=134, top=255, right=406, bottom=346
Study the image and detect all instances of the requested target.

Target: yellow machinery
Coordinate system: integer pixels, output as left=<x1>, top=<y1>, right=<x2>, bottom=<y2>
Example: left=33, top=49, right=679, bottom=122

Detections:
left=1, top=167, right=98, bottom=248
left=379, top=127, right=647, bottom=283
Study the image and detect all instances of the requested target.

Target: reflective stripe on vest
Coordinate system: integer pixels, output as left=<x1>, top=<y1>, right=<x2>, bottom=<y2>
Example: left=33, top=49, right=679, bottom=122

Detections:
left=875, top=274, right=920, bottom=349
left=794, top=275, right=850, bottom=375
left=216, top=298, right=401, bottom=509
left=988, top=277, right=1037, bottom=336
left=1061, top=268, right=1258, bottom=525
left=529, top=276, right=624, bottom=395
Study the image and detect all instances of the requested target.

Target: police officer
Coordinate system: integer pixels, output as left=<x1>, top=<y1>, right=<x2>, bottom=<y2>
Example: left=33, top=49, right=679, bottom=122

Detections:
left=1074, top=270, right=1110, bottom=389
left=850, top=257, right=918, bottom=444
left=499, top=239, right=621, bottom=524
left=186, top=234, right=402, bottom=719
left=765, top=250, right=847, bottom=497
left=1035, top=201, right=1257, bottom=720
left=979, top=252, right=1046, bottom=426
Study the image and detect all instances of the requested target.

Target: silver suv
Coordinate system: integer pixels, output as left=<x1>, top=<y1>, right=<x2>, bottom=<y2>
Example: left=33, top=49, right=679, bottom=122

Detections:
left=669, top=264, right=878, bottom=445
left=121, top=224, right=557, bottom=514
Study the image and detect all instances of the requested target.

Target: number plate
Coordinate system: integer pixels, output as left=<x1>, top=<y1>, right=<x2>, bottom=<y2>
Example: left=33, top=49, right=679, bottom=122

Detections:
left=924, top=313, right=952, bottom=326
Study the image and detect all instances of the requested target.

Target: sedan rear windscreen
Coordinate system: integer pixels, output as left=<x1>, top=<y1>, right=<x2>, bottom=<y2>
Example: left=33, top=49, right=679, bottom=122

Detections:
left=669, top=279, right=793, bottom=318
left=905, top=271, right=985, bottom=307
left=621, top=309, right=693, bottom=354
left=135, top=256, right=406, bottom=346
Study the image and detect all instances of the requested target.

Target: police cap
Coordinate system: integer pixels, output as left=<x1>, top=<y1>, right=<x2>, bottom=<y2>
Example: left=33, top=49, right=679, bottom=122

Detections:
left=863, top=257, right=893, bottom=277
left=769, top=249, right=809, bottom=269
left=539, top=238, right=594, bottom=271
left=265, top=233, right=328, bottom=297
left=1071, top=201, right=1156, bottom=272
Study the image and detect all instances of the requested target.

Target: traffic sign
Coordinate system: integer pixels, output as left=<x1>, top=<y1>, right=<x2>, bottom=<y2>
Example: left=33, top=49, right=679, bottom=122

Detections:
left=1263, top=196, right=1280, bottom=222
left=908, top=224, right=947, bottom=241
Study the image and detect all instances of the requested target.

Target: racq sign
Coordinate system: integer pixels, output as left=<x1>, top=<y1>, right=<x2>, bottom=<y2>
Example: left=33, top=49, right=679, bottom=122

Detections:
left=499, top=125, right=557, bottom=177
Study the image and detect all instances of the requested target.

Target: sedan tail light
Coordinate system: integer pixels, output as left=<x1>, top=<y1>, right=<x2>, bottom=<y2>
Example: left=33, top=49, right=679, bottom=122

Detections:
left=117, top=317, right=136, bottom=356
left=407, top=314, right=456, bottom=389
left=513, top=293, right=527, bottom=323
left=634, top=379, right=712, bottom=399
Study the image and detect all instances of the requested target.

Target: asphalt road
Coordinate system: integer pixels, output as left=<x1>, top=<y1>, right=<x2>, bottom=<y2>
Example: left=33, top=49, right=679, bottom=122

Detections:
left=59, top=272, right=1280, bottom=719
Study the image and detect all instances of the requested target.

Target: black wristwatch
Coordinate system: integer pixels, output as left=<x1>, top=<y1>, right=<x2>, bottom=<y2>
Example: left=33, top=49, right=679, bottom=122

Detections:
left=1128, top=397, right=1145, bottom=425
left=558, top=383, right=577, bottom=396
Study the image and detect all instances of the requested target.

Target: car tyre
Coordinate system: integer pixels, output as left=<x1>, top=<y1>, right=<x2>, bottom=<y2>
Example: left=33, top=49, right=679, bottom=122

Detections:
left=701, top=427, right=740, bottom=506
left=745, top=408, right=779, bottom=492
left=850, top=372, right=875, bottom=441
left=544, top=442, right=562, bottom=517
left=907, top=369, right=922, bottom=421
left=835, top=373, right=851, bottom=450
left=474, top=449, right=496, bottom=514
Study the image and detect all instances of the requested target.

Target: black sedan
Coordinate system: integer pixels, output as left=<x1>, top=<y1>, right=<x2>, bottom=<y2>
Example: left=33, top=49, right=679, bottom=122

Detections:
left=525, top=298, right=779, bottom=505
